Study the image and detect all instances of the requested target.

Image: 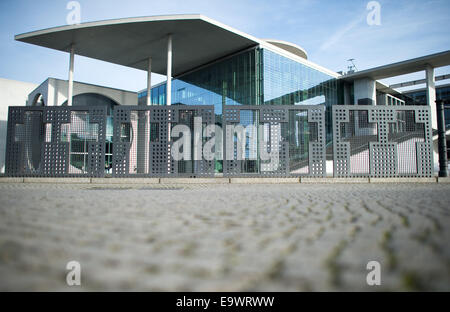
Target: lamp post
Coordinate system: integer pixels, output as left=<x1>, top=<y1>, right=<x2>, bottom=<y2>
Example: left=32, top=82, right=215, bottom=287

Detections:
left=436, top=99, right=448, bottom=177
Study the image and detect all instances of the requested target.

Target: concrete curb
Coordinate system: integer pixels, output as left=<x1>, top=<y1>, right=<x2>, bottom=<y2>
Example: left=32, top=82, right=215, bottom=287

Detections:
left=369, top=177, right=437, bottom=183
left=0, top=176, right=445, bottom=184
left=301, top=177, right=370, bottom=183
left=160, top=178, right=230, bottom=184
left=91, top=178, right=160, bottom=184
left=0, top=177, right=24, bottom=183
left=230, top=178, right=300, bottom=184
left=23, top=177, right=91, bottom=184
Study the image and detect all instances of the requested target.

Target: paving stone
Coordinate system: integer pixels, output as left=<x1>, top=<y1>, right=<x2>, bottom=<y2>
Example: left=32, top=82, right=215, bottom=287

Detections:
left=0, top=183, right=449, bottom=291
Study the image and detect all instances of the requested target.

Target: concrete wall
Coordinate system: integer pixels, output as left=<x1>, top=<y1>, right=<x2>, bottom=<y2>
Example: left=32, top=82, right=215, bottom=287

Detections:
left=28, top=78, right=138, bottom=107
left=0, top=78, right=38, bottom=173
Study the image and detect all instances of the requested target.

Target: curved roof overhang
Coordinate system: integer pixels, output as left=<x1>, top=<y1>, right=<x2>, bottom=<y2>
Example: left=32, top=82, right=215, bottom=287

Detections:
left=264, top=39, right=308, bottom=59
left=15, top=14, right=261, bottom=77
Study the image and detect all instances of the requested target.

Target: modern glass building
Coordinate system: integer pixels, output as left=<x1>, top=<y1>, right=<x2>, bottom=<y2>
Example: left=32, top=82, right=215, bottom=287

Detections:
left=10, top=14, right=450, bottom=176
left=402, top=84, right=450, bottom=159
left=136, top=46, right=338, bottom=173
left=401, top=84, right=450, bottom=131
left=403, top=84, right=450, bottom=111
left=138, top=48, right=337, bottom=122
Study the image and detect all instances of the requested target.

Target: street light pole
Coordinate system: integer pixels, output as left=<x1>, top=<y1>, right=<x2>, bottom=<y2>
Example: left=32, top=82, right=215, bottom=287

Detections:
left=436, top=99, right=448, bottom=177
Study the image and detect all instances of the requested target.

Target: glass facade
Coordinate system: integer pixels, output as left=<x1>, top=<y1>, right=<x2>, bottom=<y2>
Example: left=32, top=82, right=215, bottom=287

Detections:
left=137, top=47, right=338, bottom=174
left=282, top=110, right=317, bottom=175
left=62, top=93, right=118, bottom=173
left=403, top=89, right=427, bottom=106
left=139, top=48, right=260, bottom=126
left=139, top=47, right=337, bottom=133
left=403, top=85, right=450, bottom=129
left=262, top=49, right=337, bottom=106
left=60, top=112, right=99, bottom=174
left=261, top=49, right=337, bottom=142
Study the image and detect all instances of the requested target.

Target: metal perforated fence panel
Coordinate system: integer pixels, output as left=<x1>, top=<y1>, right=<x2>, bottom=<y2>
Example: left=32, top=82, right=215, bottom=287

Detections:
left=5, top=106, right=107, bottom=177
left=223, top=105, right=326, bottom=177
left=332, top=105, right=433, bottom=178
left=111, top=105, right=215, bottom=177
left=5, top=104, right=434, bottom=179
left=170, top=106, right=216, bottom=177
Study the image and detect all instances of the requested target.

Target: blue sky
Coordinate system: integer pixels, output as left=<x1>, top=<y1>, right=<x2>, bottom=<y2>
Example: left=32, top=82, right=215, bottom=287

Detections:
left=0, top=0, right=449, bottom=92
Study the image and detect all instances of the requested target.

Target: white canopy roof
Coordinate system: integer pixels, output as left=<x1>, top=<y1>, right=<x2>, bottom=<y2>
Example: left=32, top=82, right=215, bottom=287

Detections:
left=15, top=14, right=261, bottom=76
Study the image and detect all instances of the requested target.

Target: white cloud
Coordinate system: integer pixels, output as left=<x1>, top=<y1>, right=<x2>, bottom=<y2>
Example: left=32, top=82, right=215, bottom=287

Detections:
left=319, top=13, right=366, bottom=52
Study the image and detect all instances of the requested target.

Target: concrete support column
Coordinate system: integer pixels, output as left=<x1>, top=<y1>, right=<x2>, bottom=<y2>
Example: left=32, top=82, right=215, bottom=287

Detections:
left=68, top=44, right=75, bottom=106
left=166, top=34, right=172, bottom=106
left=166, top=34, right=173, bottom=174
left=426, top=64, right=437, bottom=129
left=353, top=78, right=376, bottom=136
left=136, top=111, right=150, bottom=174
left=146, top=57, right=152, bottom=106
left=135, top=57, right=152, bottom=173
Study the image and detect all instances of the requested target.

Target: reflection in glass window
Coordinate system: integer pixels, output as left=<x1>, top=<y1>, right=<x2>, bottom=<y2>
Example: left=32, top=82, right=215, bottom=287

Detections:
left=60, top=112, right=99, bottom=174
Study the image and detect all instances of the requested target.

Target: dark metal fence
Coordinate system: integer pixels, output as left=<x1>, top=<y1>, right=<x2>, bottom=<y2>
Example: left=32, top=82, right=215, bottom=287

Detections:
left=5, top=106, right=107, bottom=177
left=332, top=105, right=433, bottom=177
left=4, top=104, right=434, bottom=178
left=222, top=105, right=326, bottom=177
left=111, top=105, right=215, bottom=177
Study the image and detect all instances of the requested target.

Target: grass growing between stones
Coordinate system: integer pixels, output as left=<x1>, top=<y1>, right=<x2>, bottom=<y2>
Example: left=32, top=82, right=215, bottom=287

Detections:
left=380, top=229, right=397, bottom=271
left=323, top=240, right=348, bottom=287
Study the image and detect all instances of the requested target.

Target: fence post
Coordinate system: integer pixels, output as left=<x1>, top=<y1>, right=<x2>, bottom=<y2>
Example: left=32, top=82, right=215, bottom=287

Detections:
left=436, top=99, right=448, bottom=177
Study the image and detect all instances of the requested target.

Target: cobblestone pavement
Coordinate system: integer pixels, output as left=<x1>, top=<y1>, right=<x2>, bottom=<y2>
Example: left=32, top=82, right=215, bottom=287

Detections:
left=0, top=182, right=449, bottom=291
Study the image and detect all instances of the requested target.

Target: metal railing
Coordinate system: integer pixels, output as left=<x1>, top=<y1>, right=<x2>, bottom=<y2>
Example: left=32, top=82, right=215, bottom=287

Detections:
left=5, top=106, right=106, bottom=177
left=222, top=105, right=326, bottom=177
left=4, top=104, right=434, bottom=178
left=332, top=105, right=433, bottom=178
